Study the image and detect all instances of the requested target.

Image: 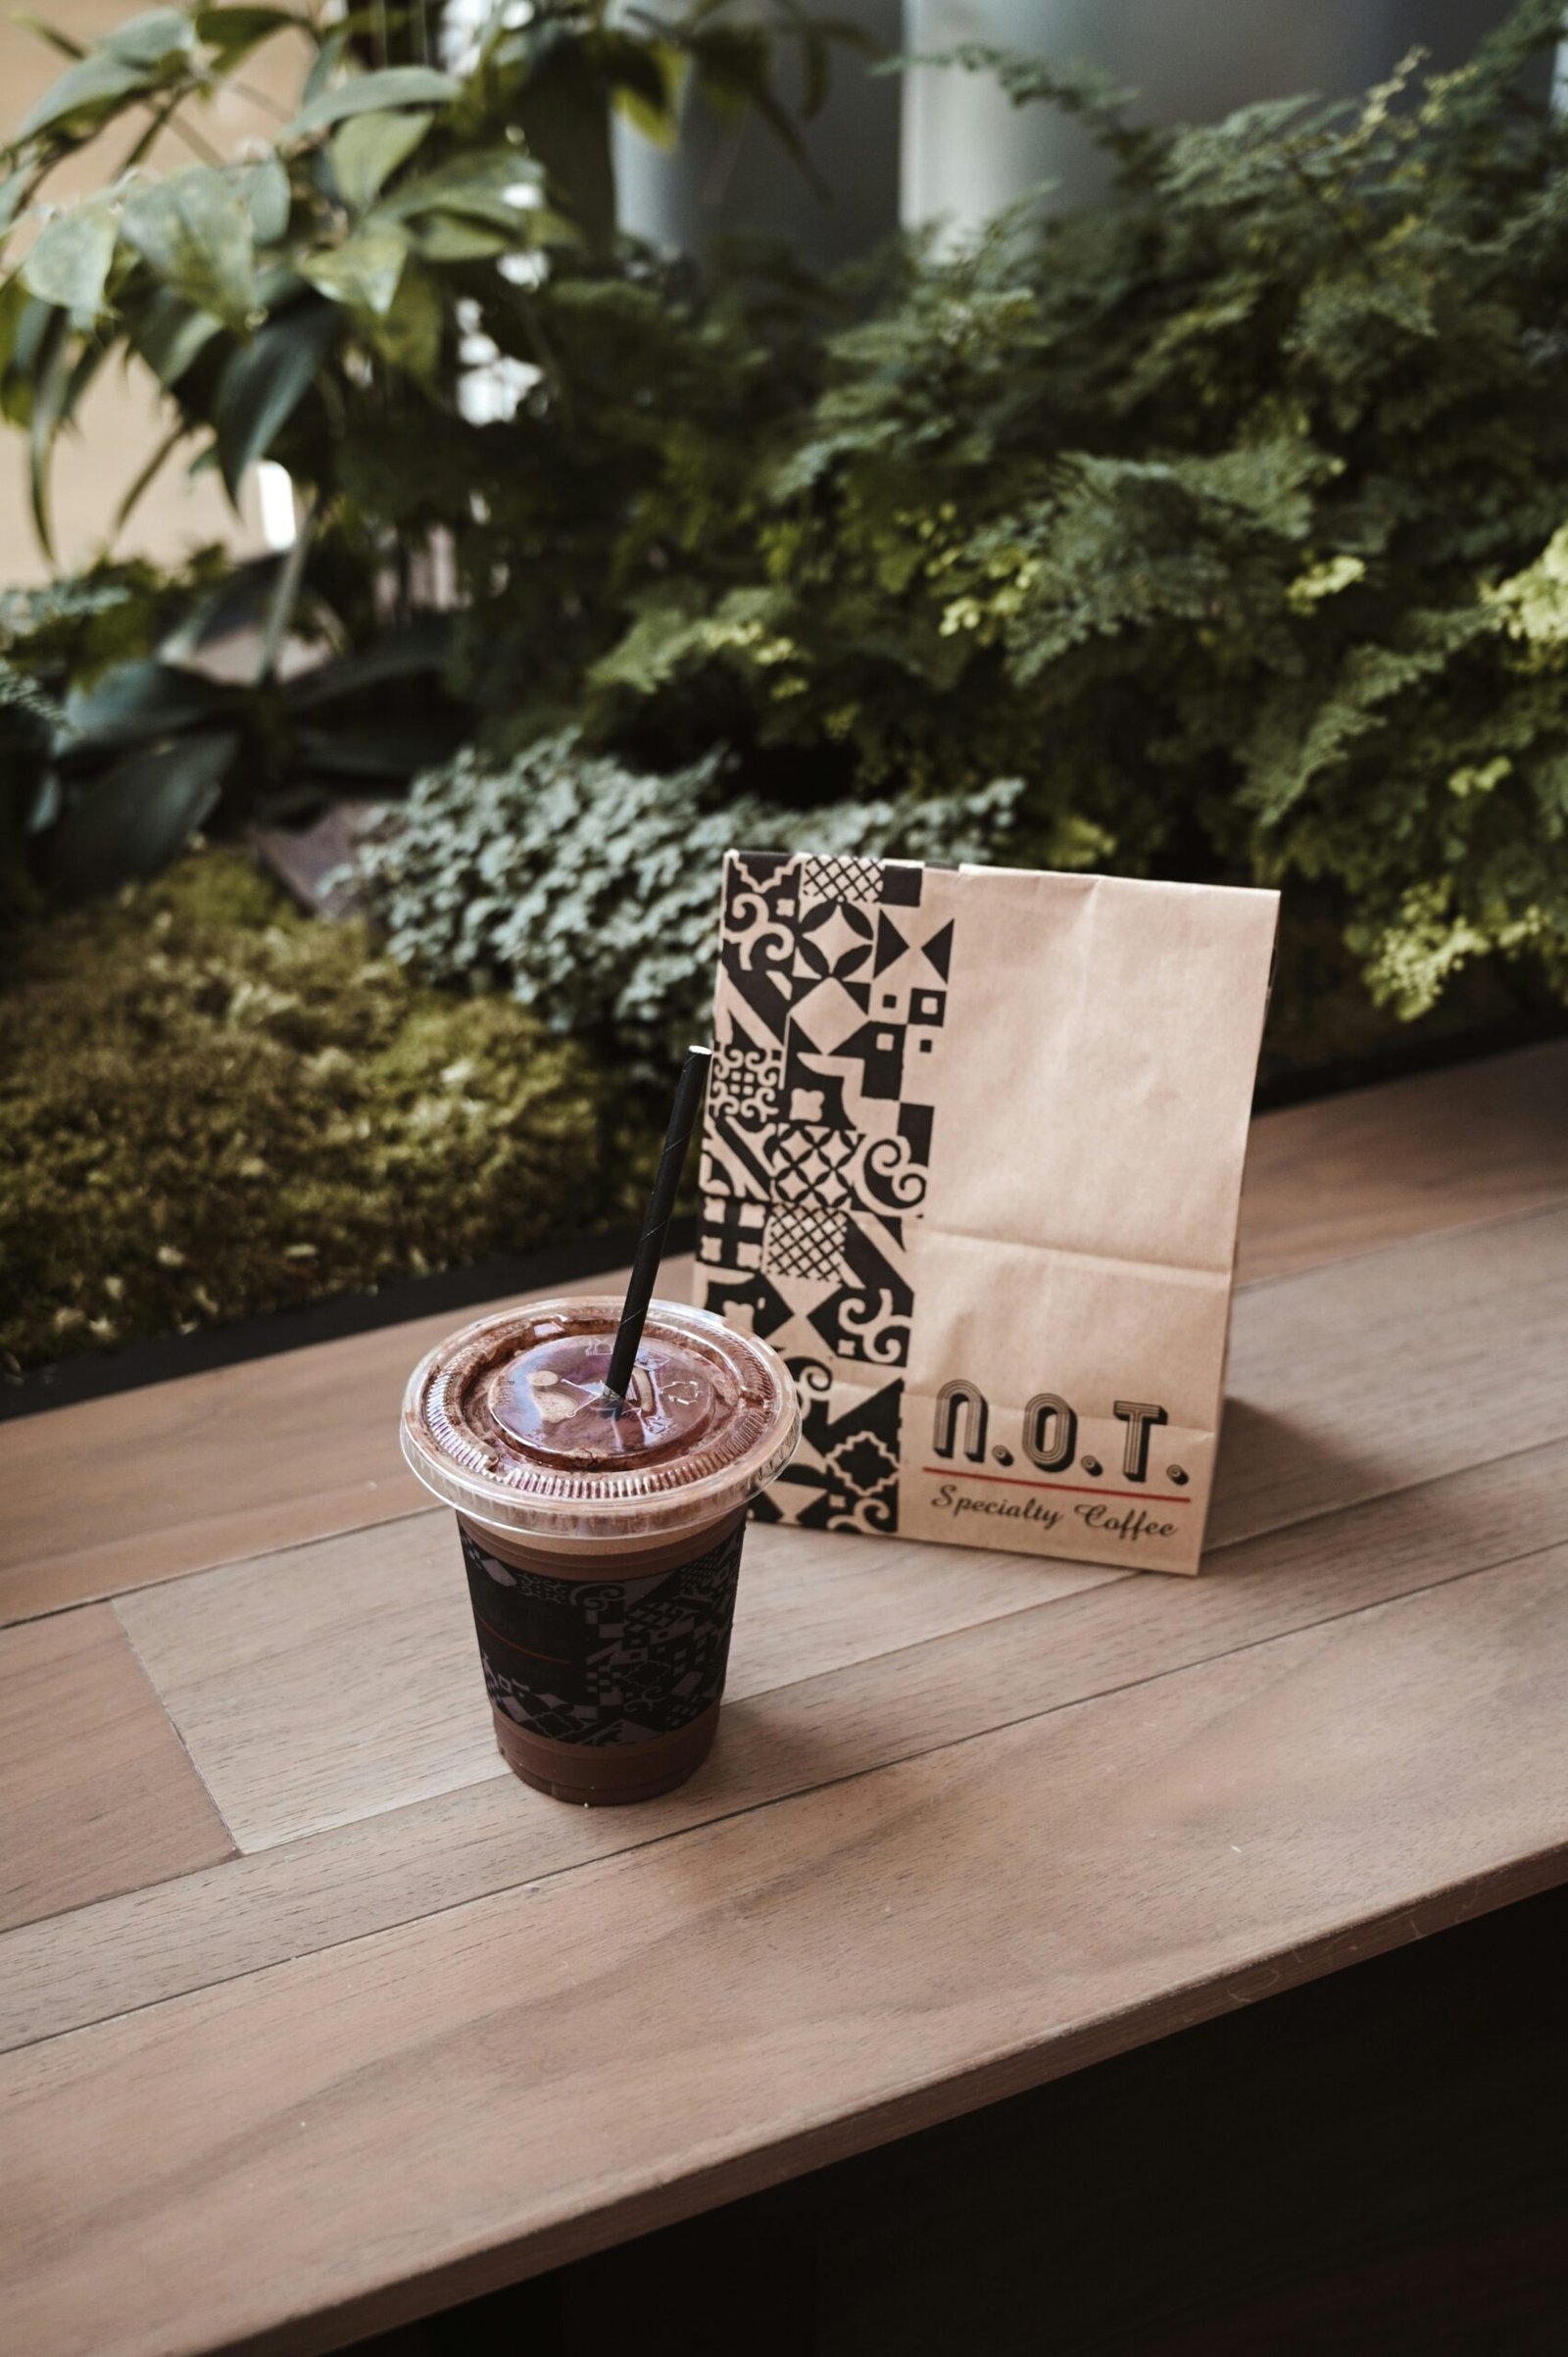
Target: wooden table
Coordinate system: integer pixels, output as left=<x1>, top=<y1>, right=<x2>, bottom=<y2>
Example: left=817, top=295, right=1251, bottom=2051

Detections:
left=3, top=1044, right=1567, bottom=2357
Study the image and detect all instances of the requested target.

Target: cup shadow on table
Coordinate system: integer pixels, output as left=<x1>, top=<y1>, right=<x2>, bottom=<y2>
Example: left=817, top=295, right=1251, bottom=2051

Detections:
left=717, top=1396, right=1382, bottom=1805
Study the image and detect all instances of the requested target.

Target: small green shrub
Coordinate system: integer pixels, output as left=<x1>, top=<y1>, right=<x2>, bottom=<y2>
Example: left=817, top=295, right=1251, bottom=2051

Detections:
left=353, top=732, right=1034, bottom=1059
left=0, top=848, right=633, bottom=1370
left=357, top=730, right=1541, bottom=1084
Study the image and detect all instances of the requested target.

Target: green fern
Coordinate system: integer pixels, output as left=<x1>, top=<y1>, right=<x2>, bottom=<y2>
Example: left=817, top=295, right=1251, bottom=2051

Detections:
left=543, top=0, right=1568, bottom=1016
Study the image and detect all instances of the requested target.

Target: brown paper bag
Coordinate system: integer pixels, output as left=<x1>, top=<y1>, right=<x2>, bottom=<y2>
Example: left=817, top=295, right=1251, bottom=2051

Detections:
left=694, top=853, right=1279, bottom=1575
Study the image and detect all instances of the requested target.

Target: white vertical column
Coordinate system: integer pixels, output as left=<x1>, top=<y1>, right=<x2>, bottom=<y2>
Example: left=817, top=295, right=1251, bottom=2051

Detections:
left=900, top=0, right=1109, bottom=237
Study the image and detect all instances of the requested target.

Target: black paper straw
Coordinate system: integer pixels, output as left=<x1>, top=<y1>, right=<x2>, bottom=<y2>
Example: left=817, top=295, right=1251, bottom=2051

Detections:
left=603, top=1044, right=712, bottom=1407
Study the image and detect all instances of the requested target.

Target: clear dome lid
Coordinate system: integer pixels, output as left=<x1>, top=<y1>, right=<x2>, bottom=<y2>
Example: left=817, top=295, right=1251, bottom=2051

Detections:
left=401, top=1296, right=799, bottom=1544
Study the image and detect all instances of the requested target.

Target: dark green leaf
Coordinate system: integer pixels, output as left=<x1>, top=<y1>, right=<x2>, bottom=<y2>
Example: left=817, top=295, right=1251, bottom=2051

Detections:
left=0, top=757, right=56, bottom=871
left=43, top=728, right=236, bottom=899
left=286, top=65, right=460, bottom=140
left=0, top=168, right=33, bottom=237
left=286, top=614, right=450, bottom=707
left=0, top=661, right=62, bottom=721
left=376, top=146, right=542, bottom=230
left=411, top=215, right=509, bottom=263
left=194, top=6, right=298, bottom=63
left=62, top=659, right=229, bottom=751
left=300, top=227, right=406, bottom=316
left=159, top=551, right=282, bottom=656
left=598, top=32, right=684, bottom=148
left=514, top=35, right=615, bottom=252
left=806, top=34, right=832, bottom=121
left=295, top=721, right=452, bottom=777
left=104, top=9, right=196, bottom=73
left=0, top=286, right=55, bottom=421
left=30, top=765, right=64, bottom=835
left=685, top=25, right=762, bottom=122
left=364, top=256, right=440, bottom=382
left=0, top=273, right=33, bottom=388
left=299, top=24, right=346, bottom=106
left=254, top=260, right=309, bottom=307
left=330, top=109, right=431, bottom=212
left=27, top=306, right=71, bottom=554
left=214, top=296, right=337, bottom=499
left=132, top=289, right=224, bottom=386
left=18, top=53, right=151, bottom=142
left=21, top=202, right=117, bottom=326
left=114, top=418, right=184, bottom=533
left=230, top=154, right=290, bottom=243
left=57, top=326, right=108, bottom=433
left=687, top=25, right=828, bottom=197
left=122, top=167, right=256, bottom=329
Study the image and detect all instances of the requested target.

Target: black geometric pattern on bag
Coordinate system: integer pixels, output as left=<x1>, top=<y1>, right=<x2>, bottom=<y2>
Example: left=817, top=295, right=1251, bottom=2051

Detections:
left=771, top=1120, right=862, bottom=1208
left=859, top=1114, right=931, bottom=1214
left=798, top=853, right=882, bottom=908
left=710, top=1036, right=782, bottom=1129
left=806, top=1215, right=912, bottom=1368
left=702, top=1018, right=781, bottom=1202
left=700, top=1125, right=775, bottom=1204
left=792, top=898, right=875, bottom=1004
left=698, top=1263, right=796, bottom=1342
left=718, top=852, right=803, bottom=1044
left=762, top=1204, right=849, bottom=1284
left=760, top=1365, right=903, bottom=1535
left=700, top=848, right=954, bottom=1538
left=461, top=1520, right=744, bottom=1748
left=696, top=1190, right=767, bottom=1269
left=823, top=1017, right=906, bottom=1104
left=780, top=1017, right=851, bottom=1130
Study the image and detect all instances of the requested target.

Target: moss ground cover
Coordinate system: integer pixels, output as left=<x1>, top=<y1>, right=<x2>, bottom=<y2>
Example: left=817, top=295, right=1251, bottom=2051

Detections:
left=1, top=849, right=636, bottom=1372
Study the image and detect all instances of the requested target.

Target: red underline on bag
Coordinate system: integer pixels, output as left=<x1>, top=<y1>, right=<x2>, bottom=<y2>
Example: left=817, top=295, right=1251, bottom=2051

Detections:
left=920, top=1467, right=1193, bottom=1504
left=471, top=1610, right=572, bottom=1665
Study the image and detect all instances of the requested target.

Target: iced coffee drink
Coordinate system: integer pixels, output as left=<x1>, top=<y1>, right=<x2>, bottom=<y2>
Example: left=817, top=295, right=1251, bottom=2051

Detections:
left=402, top=1297, right=798, bottom=1804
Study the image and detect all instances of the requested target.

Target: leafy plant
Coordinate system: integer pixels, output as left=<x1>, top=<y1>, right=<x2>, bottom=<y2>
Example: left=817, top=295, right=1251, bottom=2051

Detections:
left=1, top=844, right=645, bottom=1369
left=351, top=730, right=1029, bottom=1059
left=12, top=1, right=1568, bottom=1029
left=0, top=0, right=858, bottom=899
left=0, top=550, right=472, bottom=905
left=567, top=1, right=1568, bottom=1019
left=0, top=564, right=179, bottom=911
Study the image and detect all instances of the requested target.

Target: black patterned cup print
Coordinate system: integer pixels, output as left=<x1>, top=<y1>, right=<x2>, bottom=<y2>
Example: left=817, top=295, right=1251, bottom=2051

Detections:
left=401, top=1297, right=800, bottom=1808
left=458, top=1508, right=750, bottom=1804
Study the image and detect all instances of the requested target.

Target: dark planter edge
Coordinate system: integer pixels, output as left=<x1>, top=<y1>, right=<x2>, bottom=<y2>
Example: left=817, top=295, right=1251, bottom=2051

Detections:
left=0, top=1217, right=694, bottom=1425
left=7, top=1004, right=1567, bottom=1426
left=1252, top=1002, right=1568, bottom=1111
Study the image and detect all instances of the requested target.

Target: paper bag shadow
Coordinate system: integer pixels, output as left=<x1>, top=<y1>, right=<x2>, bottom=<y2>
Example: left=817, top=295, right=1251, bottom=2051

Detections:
left=1207, top=1394, right=1388, bottom=1560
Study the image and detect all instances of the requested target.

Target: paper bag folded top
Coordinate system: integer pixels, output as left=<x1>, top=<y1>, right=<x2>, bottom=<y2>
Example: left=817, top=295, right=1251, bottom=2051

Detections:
left=694, top=853, right=1279, bottom=1575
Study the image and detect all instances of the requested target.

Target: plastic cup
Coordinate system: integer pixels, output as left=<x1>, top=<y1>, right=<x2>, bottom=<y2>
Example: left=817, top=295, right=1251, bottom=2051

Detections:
left=401, top=1296, right=799, bottom=1805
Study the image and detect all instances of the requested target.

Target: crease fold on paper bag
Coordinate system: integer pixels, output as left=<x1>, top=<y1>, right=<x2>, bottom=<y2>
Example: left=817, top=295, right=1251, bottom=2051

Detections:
left=695, top=851, right=1278, bottom=1575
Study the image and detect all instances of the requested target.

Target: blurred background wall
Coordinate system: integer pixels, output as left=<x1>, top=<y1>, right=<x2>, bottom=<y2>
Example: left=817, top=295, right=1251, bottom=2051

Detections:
left=614, top=0, right=1522, bottom=262
left=0, top=0, right=1524, bottom=583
